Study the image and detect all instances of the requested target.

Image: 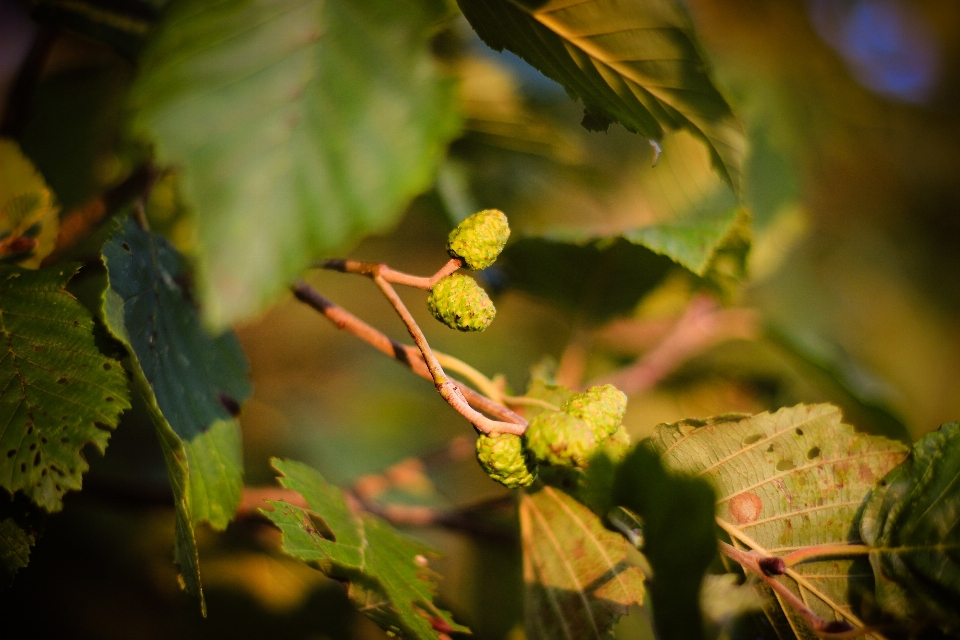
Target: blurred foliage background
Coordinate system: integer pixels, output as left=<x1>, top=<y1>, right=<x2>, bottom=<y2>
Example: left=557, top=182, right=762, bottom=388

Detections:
left=1, top=0, right=959, bottom=637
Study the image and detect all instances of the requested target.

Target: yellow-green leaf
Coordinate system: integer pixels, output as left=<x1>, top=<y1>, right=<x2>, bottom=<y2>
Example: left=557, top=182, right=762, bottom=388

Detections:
left=647, top=404, right=907, bottom=639
left=520, top=485, right=645, bottom=640
left=0, top=139, right=59, bottom=268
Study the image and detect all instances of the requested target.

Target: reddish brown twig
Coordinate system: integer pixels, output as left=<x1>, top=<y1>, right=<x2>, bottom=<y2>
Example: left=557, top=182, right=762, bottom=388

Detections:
left=317, top=257, right=461, bottom=290
left=591, top=295, right=758, bottom=393
left=291, top=281, right=525, bottom=428
left=719, top=541, right=866, bottom=638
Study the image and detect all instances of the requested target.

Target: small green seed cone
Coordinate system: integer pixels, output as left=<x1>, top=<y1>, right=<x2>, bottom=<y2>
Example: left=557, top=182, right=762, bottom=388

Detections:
left=525, top=410, right=598, bottom=468
left=476, top=433, right=537, bottom=489
left=427, top=274, right=496, bottom=331
left=447, top=209, right=510, bottom=271
left=603, top=425, right=632, bottom=461
left=562, top=384, right=627, bottom=438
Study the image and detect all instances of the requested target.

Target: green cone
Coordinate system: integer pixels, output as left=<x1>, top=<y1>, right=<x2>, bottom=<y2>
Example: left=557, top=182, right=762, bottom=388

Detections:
left=427, top=274, right=496, bottom=331
left=447, top=209, right=510, bottom=271
left=476, top=433, right=537, bottom=488
left=525, top=410, right=598, bottom=468
left=562, top=384, right=627, bottom=438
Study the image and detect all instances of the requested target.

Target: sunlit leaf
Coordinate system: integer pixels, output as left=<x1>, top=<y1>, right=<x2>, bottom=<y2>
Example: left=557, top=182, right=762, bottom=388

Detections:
left=646, top=404, right=907, bottom=639
left=612, top=444, right=716, bottom=640
left=520, top=485, right=645, bottom=640
left=101, top=217, right=251, bottom=613
left=861, top=421, right=960, bottom=632
left=263, top=458, right=470, bottom=639
left=0, top=265, right=130, bottom=512
left=456, top=0, right=745, bottom=190
left=130, top=0, right=461, bottom=327
left=0, top=139, right=59, bottom=268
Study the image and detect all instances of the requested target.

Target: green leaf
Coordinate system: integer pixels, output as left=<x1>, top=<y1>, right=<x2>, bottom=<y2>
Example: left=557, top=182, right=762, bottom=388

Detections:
left=101, top=217, right=251, bottom=613
left=263, top=458, right=469, bottom=639
left=130, top=0, right=461, bottom=327
left=646, top=405, right=907, bottom=639
left=612, top=444, right=717, bottom=640
left=0, top=518, right=32, bottom=587
left=0, top=265, right=130, bottom=512
left=498, top=130, right=749, bottom=320
left=860, top=421, right=960, bottom=632
left=0, top=139, right=60, bottom=268
left=455, top=0, right=745, bottom=191
left=519, top=485, right=645, bottom=640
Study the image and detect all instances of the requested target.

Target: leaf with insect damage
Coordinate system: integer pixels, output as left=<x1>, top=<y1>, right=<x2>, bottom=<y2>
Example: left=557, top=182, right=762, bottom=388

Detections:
left=263, top=458, right=469, bottom=639
left=101, top=217, right=251, bottom=614
left=0, top=265, right=129, bottom=512
left=646, top=404, right=907, bottom=639
left=520, top=484, right=645, bottom=640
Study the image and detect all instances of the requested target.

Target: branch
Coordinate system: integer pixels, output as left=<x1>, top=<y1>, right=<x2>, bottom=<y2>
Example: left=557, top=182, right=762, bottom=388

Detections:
left=719, top=541, right=865, bottom=638
left=318, top=258, right=461, bottom=290
left=592, top=295, right=758, bottom=394
left=291, top=281, right=525, bottom=428
left=373, top=274, right=524, bottom=435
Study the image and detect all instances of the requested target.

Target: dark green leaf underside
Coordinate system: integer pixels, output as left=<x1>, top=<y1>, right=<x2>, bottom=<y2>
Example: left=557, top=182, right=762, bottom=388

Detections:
left=101, top=217, right=251, bottom=612
left=861, top=421, right=960, bottom=632
left=130, top=0, right=461, bottom=326
left=264, top=458, right=468, bottom=640
left=0, top=265, right=129, bottom=512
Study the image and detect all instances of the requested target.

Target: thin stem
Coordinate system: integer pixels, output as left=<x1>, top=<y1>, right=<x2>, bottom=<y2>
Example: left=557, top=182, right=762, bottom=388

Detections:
left=318, top=257, right=461, bottom=290
left=780, top=544, right=872, bottom=568
left=434, top=352, right=505, bottom=404
left=502, top=396, right=561, bottom=412
left=719, top=542, right=862, bottom=637
left=291, top=281, right=525, bottom=428
left=373, top=274, right=524, bottom=436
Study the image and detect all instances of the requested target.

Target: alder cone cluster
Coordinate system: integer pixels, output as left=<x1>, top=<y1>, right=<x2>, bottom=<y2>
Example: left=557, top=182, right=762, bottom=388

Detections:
left=427, top=274, right=496, bottom=331
left=526, top=385, right=631, bottom=468
left=446, top=209, right=510, bottom=271
left=475, top=433, right=537, bottom=488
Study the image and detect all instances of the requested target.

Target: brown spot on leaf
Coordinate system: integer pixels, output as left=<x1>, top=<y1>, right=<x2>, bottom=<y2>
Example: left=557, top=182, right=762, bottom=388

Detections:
left=858, top=463, right=875, bottom=483
left=807, top=446, right=821, bottom=459
left=729, top=492, right=763, bottom=524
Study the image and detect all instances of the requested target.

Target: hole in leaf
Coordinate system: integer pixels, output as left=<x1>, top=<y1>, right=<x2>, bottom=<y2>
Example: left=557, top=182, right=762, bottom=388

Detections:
left=6, top=450, right=14, bottom=458
left=55, top=484, right=61, bottom=492
left=122, top=243, right=131, bottom=252
left=60, top=437, right=69, bottom=444
left=40, top=437, right=46, bottom=444
left=807, top=447, right=821, bottom=460
left=33, top=452, right=41, bottom=467
left=41, top=469, right=47, bottom=476
left=72, top=320, right=79, bottom=327
left=28, top=443, right=36, bottom=451
left=20, top=463, right=25, bottom=473
left=795, top=428, right=804, bottom=436
left=218, top=393, right=241, bottom=417
left=776, top=459, right=795, bottom=471
left=25, top=425, right=33, bottom=435
left=32, top=345, right=42, bottom=351
left=766, top=444, right=775, bottom=453
left=105, top=396, right=114, bottom=402
left=56, top=377, right=67, bottom=384
left=102, top=363, right=112, bottom=370
left=742, top=433, right=762, bottom=445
